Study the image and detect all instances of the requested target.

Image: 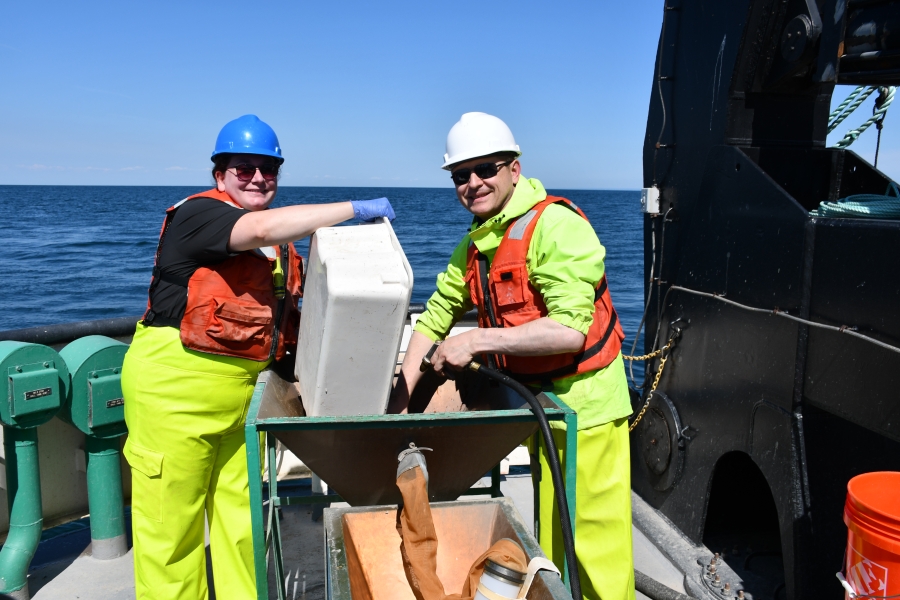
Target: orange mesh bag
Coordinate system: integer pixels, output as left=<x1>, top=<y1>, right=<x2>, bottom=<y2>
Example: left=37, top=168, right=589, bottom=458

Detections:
left=395, top=464, right=528, bottom=600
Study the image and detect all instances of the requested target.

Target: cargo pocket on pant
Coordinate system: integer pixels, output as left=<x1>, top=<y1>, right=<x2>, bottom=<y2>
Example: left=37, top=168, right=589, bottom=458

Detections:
left=123, top=439, right=164, bottom=523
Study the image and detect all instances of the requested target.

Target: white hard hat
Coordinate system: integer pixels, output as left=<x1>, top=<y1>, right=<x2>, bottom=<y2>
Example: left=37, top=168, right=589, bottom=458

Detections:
left=441, top=112, right=521, bottom=170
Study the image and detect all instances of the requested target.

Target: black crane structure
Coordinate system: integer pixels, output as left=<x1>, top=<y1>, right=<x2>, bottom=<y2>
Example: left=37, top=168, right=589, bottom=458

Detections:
left=634, top=1, right=900, bottom=599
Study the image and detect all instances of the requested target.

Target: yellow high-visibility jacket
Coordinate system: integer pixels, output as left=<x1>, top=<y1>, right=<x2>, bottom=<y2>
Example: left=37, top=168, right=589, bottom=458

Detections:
left=415, top=177, right=631, bottom=430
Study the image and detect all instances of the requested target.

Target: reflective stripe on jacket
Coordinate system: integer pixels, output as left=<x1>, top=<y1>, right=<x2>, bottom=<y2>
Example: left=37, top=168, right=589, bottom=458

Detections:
left=142, top=189, right=303, bottom=362
left=464, top=195, right=624, bottom=382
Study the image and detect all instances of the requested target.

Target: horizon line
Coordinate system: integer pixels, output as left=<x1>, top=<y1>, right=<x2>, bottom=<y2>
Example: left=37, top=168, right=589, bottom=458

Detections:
left=0, top=183, right=641, bottom=192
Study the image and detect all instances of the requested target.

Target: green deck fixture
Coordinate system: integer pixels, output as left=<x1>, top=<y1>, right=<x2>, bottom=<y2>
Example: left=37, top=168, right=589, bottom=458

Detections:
left=244, top=371, right=578, bottom=600
left=0, top=341, right=70, bottom=600
left=59, top=336, right=129, bottom=560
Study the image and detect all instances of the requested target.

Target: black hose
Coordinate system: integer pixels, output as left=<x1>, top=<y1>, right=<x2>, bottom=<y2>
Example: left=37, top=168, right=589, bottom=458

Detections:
left=408, top=303, right=478, bottom=323
left=634, top=570, right=694, bottom=600
left=0, top=315, right=142, bottom=346
left=468, top=361, right=583, bottom=600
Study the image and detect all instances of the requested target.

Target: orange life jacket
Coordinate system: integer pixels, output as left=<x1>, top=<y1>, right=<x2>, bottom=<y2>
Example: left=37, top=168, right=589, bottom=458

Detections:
left=142, top=189, right=303, bottom=362
left=465, top=195, right=624, bottom=383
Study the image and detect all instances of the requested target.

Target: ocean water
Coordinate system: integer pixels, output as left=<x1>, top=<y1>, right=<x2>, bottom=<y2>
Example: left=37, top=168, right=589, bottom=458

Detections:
left=0, top=186, right=644, bottom=347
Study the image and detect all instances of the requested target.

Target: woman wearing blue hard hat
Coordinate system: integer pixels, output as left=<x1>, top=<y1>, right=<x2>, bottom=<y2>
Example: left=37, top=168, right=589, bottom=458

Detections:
left=121, top=114, right=394, bottom=599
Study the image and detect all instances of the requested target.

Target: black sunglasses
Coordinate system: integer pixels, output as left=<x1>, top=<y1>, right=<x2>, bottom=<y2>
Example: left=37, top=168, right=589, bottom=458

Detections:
left=450, top=160, right=513, bottom=186
left=229, top=163, right=280, bottom=182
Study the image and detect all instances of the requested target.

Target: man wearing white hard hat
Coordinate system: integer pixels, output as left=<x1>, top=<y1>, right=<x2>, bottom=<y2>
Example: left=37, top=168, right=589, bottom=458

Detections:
left=391, top=112, right=635, bottom=600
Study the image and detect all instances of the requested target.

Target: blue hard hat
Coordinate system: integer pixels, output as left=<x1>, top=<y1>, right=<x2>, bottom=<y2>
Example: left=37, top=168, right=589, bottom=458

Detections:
left=211, top=114, right=284, bottom=163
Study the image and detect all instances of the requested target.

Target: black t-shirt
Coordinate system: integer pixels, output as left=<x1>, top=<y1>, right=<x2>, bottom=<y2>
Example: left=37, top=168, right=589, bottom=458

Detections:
left=147, top=197, right=249, bottom=325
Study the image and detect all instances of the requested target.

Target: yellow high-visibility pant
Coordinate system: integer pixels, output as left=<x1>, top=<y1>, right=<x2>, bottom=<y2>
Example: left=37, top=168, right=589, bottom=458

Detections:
left=531, top=417, right=635, bottom=600
left=122, top=323, right=269, bottom=600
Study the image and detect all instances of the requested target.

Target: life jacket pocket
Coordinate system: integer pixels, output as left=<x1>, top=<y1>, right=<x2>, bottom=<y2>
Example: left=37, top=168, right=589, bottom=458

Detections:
left=206, top=298, right=273, bottom=344
left=491, top=265, right=528, bottom=307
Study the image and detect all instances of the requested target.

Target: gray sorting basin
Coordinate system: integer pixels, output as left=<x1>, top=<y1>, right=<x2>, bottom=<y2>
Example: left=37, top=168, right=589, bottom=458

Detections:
left=323, top=497, right=573, bottom=600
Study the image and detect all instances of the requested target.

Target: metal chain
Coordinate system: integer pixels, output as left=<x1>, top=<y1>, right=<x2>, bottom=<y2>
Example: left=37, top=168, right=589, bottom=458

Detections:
left=627, top=336, right=677, bottom=432
left=622, top=348, right=664, bottom=361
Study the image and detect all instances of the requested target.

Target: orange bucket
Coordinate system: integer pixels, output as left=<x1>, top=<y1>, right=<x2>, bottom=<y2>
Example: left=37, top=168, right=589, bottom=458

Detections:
left=843, top=472, right=900, bottom=599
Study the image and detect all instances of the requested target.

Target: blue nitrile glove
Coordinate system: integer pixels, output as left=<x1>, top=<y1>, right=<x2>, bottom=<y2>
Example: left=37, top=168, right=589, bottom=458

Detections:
left=350, top=198, right=396, bottom=222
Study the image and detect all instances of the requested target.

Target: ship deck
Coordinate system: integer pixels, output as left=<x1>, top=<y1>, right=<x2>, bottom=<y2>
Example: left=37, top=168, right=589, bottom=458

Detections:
left=25, top=469, right=686, bottom=600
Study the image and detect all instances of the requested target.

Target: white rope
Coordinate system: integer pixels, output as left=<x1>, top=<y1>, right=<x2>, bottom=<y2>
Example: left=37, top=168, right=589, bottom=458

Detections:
left=667, top=285, right=900, bottom=355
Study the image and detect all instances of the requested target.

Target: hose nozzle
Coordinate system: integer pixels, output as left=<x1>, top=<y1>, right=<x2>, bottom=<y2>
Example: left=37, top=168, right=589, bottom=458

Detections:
left=419, top=342, right=441, bottom=372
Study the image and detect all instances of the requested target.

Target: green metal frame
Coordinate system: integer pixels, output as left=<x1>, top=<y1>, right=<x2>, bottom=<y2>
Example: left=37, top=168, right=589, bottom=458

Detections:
left=244, top=378, right=578, bottom=600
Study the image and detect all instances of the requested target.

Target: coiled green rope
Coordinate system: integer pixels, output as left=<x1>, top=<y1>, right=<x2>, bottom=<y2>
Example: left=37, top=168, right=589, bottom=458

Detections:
left=813, top=86, right=900, bottom=217
left=812, top=182, right=900, bottom=218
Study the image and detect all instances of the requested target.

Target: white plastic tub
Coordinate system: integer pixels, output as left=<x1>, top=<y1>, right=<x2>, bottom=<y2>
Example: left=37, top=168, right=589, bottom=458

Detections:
left=296, top=218, right=413, bottom=416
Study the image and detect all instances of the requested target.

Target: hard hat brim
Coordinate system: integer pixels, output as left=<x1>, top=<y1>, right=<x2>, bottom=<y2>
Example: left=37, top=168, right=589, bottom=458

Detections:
left=441, top=147, right=521, bottom=170
left=210, top=148, right=285, bottom=163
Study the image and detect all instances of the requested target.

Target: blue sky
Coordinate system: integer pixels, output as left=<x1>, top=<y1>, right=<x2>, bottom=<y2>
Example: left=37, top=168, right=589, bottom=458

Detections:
left=2, top=1, right=896, bottom=189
